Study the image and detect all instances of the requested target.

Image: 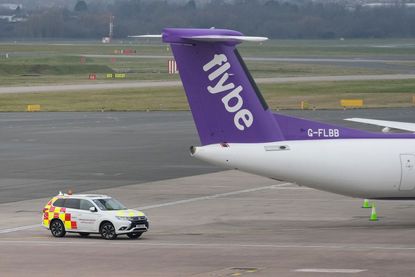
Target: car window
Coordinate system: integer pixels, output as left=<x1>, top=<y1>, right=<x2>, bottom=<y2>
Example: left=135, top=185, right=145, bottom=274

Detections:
left=80, top=199, right=95, bottom=211
left=64, top=199, right=80, bottom=209
left=53, top=199, right=65, bottom=207
left=93, top=198, right=127, bottom=211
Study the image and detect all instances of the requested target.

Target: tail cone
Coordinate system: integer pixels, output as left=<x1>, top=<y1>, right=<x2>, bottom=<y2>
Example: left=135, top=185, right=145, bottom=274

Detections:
left=190, top=146, right=197, bottom=156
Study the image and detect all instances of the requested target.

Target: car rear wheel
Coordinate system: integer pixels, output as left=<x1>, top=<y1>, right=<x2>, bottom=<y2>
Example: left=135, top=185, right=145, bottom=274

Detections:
left=100, top=222, right=117, bottom=240
left=79, top=232, right=90, bottom=238
left=127, top=232, right=143, bottom=239
left=50, top=219, right=66, bottom=237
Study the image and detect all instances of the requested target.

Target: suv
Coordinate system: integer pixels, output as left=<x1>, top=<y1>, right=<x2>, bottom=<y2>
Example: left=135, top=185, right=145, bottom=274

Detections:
left=42, top=193, right=149, bottom=240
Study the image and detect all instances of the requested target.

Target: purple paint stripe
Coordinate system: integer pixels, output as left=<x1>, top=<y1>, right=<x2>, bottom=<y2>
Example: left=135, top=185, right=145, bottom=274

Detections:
left=275, top=113, right=415, bottom=140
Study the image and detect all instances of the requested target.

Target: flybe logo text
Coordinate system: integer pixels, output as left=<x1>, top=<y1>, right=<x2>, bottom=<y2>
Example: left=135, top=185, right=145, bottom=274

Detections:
left=203, top=54, right=253, bottom=131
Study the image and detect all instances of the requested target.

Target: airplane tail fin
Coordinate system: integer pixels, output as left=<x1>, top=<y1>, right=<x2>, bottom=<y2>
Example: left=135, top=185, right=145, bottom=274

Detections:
left=162, top=28, right=284, bottom=145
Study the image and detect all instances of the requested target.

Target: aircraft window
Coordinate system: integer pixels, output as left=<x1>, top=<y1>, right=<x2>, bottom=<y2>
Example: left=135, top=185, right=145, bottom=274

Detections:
left=63, top=199, right=81, bottom=209
left=53, top=199, right=65, bottom=207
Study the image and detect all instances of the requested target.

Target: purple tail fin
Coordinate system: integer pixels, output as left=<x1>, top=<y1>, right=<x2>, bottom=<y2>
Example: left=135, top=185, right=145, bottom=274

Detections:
left=162, top=28, right=284, bottom=145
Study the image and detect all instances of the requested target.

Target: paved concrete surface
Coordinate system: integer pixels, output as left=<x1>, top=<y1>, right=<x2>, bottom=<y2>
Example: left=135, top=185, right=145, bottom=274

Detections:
left=1, top=171, right=415, bottom=276
left=1, top=109, right=414, bottom=204
left=2, top=74, right=415, bottom=94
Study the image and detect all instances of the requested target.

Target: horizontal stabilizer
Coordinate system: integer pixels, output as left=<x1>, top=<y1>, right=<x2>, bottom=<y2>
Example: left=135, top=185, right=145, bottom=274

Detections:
left=345, top=118, right=415, bottom=132
left=162, top=28, right=268, bottom=46
left=128, top=34, right=162, bottom=38
left=129, top=34, right=267, bottom=43
left=183, top=35, right=268, bottom=42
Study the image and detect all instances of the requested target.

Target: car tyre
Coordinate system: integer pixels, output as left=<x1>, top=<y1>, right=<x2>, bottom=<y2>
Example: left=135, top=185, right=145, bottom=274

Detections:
left=79, top=232, right=90, bottom=238
left=50, top=219, right=66, bottom=237
left=127, top=232, right=143, bottom=239
left=100, top=222, right=117, bottom=240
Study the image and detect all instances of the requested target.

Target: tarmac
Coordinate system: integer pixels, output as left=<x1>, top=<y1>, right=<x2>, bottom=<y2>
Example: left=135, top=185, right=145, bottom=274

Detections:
left=1, top=110, right=415, bottom=276
left=1, top=109, right=414, bottom=204
left=0, top=112, right=218, bottom=203
left=2, top=171, right=415, bottom=276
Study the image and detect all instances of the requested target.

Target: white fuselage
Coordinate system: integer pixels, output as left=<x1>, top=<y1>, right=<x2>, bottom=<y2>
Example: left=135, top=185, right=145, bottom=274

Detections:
left=191, top=139, right=415, bottom=199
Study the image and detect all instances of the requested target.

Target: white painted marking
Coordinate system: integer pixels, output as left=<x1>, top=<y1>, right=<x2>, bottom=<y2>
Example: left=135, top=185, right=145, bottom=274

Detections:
left=1, top=241, right=415, bottom=253
left=294, top=268, right=367, bottom=274
left=134, top=183, right=291, bottom=210
left=270, top=187, right=312, bottom=190
left=0, top=224, right=40, bottom=234
left=0, top=183, right=291, bottom=235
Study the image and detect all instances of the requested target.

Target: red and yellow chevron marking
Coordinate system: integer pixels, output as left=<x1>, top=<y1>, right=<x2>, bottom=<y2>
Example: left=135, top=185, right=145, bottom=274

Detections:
left=42, top=197, right=77, bottom=230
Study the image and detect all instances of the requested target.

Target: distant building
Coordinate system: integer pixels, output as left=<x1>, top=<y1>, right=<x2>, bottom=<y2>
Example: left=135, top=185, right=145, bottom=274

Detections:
left=362, top=3, right=415, bottom=8
left=0, top=15, right=26, bottom=22
left=0, top=4, right=23, bottom=10
left=0, top=3, right=26, bottom=23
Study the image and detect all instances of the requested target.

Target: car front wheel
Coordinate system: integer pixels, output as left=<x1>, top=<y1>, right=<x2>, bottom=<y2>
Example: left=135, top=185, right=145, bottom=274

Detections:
left=127, top=232, right=143, bottom=239
left=50, top=219, right=66, bottom=237
left=100, top=222, right=117, bottom=240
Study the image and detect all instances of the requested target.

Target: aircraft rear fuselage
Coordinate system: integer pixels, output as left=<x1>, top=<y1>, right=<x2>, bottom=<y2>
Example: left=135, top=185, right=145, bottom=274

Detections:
left=191, top=139, right=415, bottom=199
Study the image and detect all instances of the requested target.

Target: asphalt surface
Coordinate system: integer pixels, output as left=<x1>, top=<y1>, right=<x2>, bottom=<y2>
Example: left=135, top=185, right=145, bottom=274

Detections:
left=0, top=109, right=414, bottom=204
left=2, top=171, right=415, bottom=276
left=0, top=112, right=217, bottom=203
left=2, top=74, right=415, bottom=94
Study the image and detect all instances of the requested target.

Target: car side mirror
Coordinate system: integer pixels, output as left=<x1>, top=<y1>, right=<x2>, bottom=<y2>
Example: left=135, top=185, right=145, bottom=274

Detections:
left=89, top=207, right=97, bottom=212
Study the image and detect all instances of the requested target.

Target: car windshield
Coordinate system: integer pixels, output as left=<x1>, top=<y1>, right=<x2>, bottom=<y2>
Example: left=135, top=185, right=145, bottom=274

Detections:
left=93, top=198, right=127, bottom=211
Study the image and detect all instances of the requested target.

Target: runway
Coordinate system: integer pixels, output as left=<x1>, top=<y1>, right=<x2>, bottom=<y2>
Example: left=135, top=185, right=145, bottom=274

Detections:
left=1, top=74, right=415, bottom=94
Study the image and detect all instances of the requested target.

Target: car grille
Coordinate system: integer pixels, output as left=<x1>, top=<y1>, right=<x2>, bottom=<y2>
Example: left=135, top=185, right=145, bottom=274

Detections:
left=131, top=216, right=146, bottom=221
left=128, top=220, right=149, bottom=230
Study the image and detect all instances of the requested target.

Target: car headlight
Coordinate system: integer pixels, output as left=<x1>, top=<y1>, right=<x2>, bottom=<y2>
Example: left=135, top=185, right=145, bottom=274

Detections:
left=116, top=215, right=147, bottom=221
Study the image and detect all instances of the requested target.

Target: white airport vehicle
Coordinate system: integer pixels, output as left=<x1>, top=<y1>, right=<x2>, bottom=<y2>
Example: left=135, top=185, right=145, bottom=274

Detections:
left=160, top=28, right=415, bottom=200
left=42, top=193, right=149, bottom=240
